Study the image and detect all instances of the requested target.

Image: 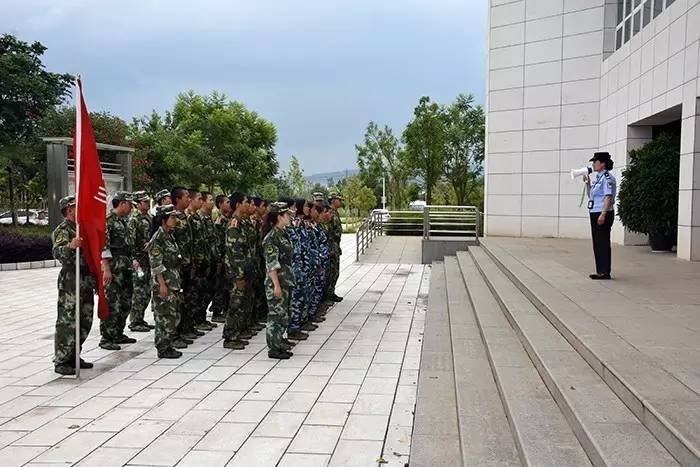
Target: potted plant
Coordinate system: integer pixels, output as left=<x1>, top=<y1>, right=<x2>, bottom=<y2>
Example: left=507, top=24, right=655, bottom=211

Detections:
left=618, top=133, right=680, bottom=252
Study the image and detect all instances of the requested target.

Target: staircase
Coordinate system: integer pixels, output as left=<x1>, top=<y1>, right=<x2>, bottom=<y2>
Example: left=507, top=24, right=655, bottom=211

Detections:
left=410, top=242, right=699, bottom=466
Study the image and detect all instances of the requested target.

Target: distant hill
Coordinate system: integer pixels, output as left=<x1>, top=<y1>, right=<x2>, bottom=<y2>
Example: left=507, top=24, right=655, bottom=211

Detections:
left=307, top=169, right=359, bottom=186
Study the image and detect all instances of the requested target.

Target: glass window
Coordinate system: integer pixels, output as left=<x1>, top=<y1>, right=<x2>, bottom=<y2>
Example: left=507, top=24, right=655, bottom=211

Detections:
left=624, top=17, right=631, bottom=43
left=616, top=27, right=624, bottom=50
left=653, top=0, right=663, bottom=17
left=643, top=0, right=651, bottom=26
left=618, top=0, right=625, bottom=22
left=626, top=0, right=633, bottom=15
left=634, top=0, right=642, bottom=6
left=666, top=0, right=675, bottom=5
left=633, top=12, right=641, bottom=35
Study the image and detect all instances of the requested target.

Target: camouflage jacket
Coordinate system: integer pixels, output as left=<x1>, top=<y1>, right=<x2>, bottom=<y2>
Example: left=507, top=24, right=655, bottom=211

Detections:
left=214, top=213, right=230, bottom=261
left=128, top=210, right=152, bottom=268
left=264, top=225, right=295, bottom=288
left=103, top=211, right=134, bottom=272
left=305, top=220, right=320, bottom=272
left=52, top=219, right=96, bottom=291
left=173, top=211, right=193, bottom=268
left=242, top=217, right=258, bottom=265
left=147, top=227, right=183, bottom=291
left=187, top=209, right=210, bottom=266
left=200, top=211, right=219, bottom=261
left=329, top=208, right=343, bottom=244
left=224, top=215, right=247, bottom=280
left=315, top=223, right=331, bottom=267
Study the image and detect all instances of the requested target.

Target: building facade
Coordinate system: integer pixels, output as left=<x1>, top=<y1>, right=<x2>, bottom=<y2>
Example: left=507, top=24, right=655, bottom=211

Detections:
left=485, top=0, right=700, bottom=260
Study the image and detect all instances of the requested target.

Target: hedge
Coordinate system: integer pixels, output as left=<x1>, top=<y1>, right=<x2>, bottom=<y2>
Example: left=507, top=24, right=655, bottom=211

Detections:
left=0, top=226, right=53, bottom=264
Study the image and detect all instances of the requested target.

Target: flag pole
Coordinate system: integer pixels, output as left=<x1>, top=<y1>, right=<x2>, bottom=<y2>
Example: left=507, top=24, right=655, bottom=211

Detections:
left=74, top=76, right=82, bottom=379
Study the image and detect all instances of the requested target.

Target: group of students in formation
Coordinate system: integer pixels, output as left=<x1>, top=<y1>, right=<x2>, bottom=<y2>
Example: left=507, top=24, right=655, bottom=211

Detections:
left=51, top=188, right=344, bottom=375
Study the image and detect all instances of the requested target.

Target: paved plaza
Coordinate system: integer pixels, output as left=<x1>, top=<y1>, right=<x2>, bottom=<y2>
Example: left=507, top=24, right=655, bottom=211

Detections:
left=0, top=235, right=427, bottom=467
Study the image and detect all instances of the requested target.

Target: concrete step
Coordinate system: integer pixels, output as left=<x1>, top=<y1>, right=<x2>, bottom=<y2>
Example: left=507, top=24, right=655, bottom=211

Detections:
left=480, top=239, right=700, bottom=467
left=456, top=252, right=591, bottom=466
left=463, top=248, right=680, bottom=467
left=443, top=256, right=520, bottom=466
left=410, top=261, right=463, bottom=466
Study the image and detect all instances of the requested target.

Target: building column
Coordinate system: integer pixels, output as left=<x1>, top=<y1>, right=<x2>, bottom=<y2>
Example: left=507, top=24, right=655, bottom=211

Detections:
left=677, top=93, right=700, bottom=261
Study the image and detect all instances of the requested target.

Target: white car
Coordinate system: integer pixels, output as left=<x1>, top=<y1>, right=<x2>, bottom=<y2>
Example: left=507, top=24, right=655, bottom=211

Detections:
left=371, top=209, right=390, bottom=223
left=0, top=209, right=49, bottom=226
left=408, top=200, right=427, bottom=211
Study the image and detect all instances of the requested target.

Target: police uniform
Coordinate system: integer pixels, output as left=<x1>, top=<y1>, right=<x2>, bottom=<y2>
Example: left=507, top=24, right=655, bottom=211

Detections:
left=588, top=152, right=617, bottom=279
left=148, top=204, right=184, bottom=359
left=128, top=191, right=153, bottom=332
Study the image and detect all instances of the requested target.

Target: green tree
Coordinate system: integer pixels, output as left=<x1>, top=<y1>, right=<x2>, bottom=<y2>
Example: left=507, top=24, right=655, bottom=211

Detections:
left=343, top=176, right=377, bottom=217
left=443, top=94, right=485, bottom=206
left=0, top=34, right=72, bottom=224
left=403, top=96, right=446, bottom=205
left=283, top=156, right=309, bottom=198
left=356, top=122, right=409, bottom=209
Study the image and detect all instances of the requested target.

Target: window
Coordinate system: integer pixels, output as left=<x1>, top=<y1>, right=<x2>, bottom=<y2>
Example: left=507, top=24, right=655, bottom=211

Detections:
left=633, top=12, right=641, bottom=35
left=643, top=0, right=651, bottom=26
left=666, top=0, right=675, bottom=5
left=615, top=0, right=667, bottom=50
left=653, top=0, right=663, bottom=18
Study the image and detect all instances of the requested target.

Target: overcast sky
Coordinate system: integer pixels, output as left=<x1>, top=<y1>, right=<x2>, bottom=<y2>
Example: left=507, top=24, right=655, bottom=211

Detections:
left=3, top=0, right=486, bottom=175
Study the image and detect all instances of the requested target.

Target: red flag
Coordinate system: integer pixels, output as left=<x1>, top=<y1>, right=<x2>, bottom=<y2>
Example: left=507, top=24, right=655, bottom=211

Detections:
left=74, top=78, right=109, bottom=319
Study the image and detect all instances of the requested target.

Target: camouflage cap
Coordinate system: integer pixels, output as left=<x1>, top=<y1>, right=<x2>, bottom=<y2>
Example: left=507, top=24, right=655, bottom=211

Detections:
left=155, top=189, right=171, bottom=203
left=132, top=190, right=150, bottom=202
left=328, top=192, right=343, bottom=201
left=156, top=204, right=180, bottom=217
left=268, top=201, right=290, bottom=214
left=59, top=195, right=76, bottom=211
left=112, top=191, right=133, bottom=203
left=312, top=192, right=325, bottom=201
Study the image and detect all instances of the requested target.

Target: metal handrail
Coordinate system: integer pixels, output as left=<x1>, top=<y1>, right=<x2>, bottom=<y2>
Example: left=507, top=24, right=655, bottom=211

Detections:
left=423, top=205, right=481, bottom=244
left=355, top=211, right=384, bottom=261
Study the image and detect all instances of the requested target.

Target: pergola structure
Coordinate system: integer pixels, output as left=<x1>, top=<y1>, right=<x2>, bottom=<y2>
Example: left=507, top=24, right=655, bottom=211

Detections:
left=43, top=137, right=134, bottom=230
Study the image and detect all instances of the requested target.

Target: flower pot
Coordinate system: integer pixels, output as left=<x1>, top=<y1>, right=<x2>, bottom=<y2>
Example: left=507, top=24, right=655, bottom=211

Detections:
left=648, top=230, right=674, bottom=252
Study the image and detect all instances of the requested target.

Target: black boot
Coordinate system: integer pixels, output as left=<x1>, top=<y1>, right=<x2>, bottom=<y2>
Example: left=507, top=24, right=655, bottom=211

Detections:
left=55, top=363, right=76, bottom=375
left=268, top=349, right=293, bottom=359
left=158, top=348, right=183, bottom=359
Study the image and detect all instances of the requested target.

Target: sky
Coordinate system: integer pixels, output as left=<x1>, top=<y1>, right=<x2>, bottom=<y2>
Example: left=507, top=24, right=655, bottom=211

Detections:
left=2, top=0, right=487, bottom=175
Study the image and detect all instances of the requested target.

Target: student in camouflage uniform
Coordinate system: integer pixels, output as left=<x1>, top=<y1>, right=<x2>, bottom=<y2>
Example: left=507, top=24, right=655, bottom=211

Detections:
left=287, top=199, right=313, bottom=340
left=301, top=201, right=324, bottom=328
left=210, top=195, right=231, bottom=323
left=100, top=191, right=137, bottom=350
left=222, top=192, right=250, bottom=350
left=52, top=196, right=96, bottom=375
left=325, top=193, right=344, bottom=303
left=250, top=197, right=269, bottom=326
left=241, top=201, right=261, bottom=336
left=128, top=191, right=154, bottom=333
left=148, top=204, right=184, bottom=359
left=312, top=204, right=332, bottom=316
left=186, top=190, right=212, bottom=332
left=197, top=191, right=218, bottom=329
left=264, top=202, right=295, bottom=359
left=155, top=189, right=171, bottom=206
left=171, top=187, right=198, bottom=345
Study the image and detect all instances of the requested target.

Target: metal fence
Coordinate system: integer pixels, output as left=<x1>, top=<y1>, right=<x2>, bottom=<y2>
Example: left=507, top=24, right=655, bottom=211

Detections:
left=422, top=205, right=480, bottom=243
left=355, top=211, right=384, bottom=261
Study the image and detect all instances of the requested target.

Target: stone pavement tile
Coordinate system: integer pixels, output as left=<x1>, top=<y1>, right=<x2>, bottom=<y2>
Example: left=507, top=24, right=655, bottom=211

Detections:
left=212, top=353, right=254, bottom=368
left=172, top=359, right=217, bottom=374
left=341, top=414, right=390, bottom=441
left=351, top=394, right=393, bottom=416
left=312, top=350, right=346, bottom=363
left=171, top=380, right=219, bottom=400
left=278, top=452, right=331, bottom=467
left=142, top=397, right=200, bottom=421
left=0, top=385, right=34, bottom=405
left=82, top=407, right=146, bottom=432
left=13, top=416, right=88, bottom=446
left=393, top=385, right=416, bottom=405
left=167, top=409, right=225, bottom=437
left=271, top=391, right=318, bottom=413
left=388, top=403, right=415, bottom=427
left=384, top=424, right=412, bottom=456
left=32, top=431, right=112, bottom=463
left=288, top=424, right=342, bottom=455
left=221, top=400, right=275, bottom=424
left=0, top=405, right=70, bottom=431
left=252, top=411, right=306, bottom=438
left=218, top=373, right=263, bottom=391
left=0, top=395, right=52, bottom=419
left=80, top=371, right=131, bottom=388
left=75, top=446, right=140, bottom=467
left=195, top=390, right=246, bottom=411
left=238, top=359, right=278, bottom=375
left=195, top=365, right=239, bottom=382
left=0, top=430, right=25, bottom=449
left=176, top=449, right=234, bottom=467
left=0, top=445, right=47, bottom=467
left=130, top=364, right=173, bottom=381
left=112, top=357, right=157, bottom=372
left=148, top=371, right=197, bottom=389
left=130, top=433, right=200, bottom=465
left=359, top=377, right=397, bottom=395
left=287, top=375, right=330, bottom=393
left=398, top=369, right=418, bottom=386
left=104, top=419, right=172, bottom=448
left=373, top=351, right=404, bottom=364
left=328, top=439, right=383, bottom=467
left=225, top=436, right=290, bottom=467
left=301, top=362, right=339, bottom=377
left=25, top=380, right=75, bottom=398
left=337, top=356, right=373, bottom=370
left=329, top=369, right=367, bottom=385
left=99, top=378, right=151, bottom=398
left=243, top=382, right=290, bottom=401
left=366, top=363, right=401, bottom=379
left=275, top=354, right=313, bottom=368
left=318, top=384, right=360, bottom=404
left=64, top=396, right=125, bottom=419
left=194, top=422, right=256, bottom=451
left=46, top=386, right=104, bottom=407
left=260, top=367, right=303, bottom=383
left=119, top=388, right=175, bottom=408
left=305, top=402, right=352, bottom=426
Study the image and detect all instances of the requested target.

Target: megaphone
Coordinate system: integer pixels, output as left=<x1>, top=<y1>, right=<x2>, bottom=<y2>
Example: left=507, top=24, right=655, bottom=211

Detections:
left=570, top=167, right=592, bottom=179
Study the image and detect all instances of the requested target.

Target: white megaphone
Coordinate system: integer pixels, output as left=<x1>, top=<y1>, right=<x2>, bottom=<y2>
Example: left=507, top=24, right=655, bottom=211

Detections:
left=570, top=167, right=592, bottom=179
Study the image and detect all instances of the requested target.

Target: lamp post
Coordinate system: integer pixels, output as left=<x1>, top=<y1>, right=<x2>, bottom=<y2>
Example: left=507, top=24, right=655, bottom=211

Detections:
left=382, top=175, right=386, bottom=210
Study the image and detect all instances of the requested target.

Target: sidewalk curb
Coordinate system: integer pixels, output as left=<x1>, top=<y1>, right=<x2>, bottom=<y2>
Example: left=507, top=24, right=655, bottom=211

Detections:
left=0, top=259, right=59, bottom=271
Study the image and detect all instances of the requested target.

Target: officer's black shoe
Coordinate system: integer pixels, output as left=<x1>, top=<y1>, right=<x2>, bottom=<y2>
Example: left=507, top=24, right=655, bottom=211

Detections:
left=194, top=329, right=206, bottom=337
left=183, top=332, right=198, bottom=340
left=115, top=335, right=137, bottom=344
left=282, top=338, right=296, bottom=348
left=236, top=338, right=250, bottom=346
left=158, top=348, right=182, bottom=359
left=211, top=315, right=225, bottom=323
left=331, top=294, right=343, bottom=302
left=287, top=330, right=309, bottom=341
left=301, top=322, right=318, bottom=331
left=223, top=340, right=245, bottom=350
left=172, top=339, right=188, bottom=349
left=239, top=331, right=254, bottom=340
left=268, top=349, right=292, bottom=360
left=589, top=273, right=612, bottom=280
left=99, top=341, right=121, bottom=351
left=55, top=364, right=76, bottom=375
left=77, top=359, right=93, bottom=369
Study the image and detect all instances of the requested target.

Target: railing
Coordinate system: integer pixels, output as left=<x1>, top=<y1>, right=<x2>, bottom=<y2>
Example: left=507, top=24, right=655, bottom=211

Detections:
left=422, top=205, right=480, bottom=243
left=355, top=211, right=384, bottom=261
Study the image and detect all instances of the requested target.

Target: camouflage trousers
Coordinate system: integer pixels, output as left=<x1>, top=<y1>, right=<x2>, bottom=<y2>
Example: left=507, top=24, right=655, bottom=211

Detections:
left=152, top=288, right=182, bottom=352
left=54, top=280, right=95, bottom=365
left=222, top=282, right=249, bottom=342
left=289, top=272, right=309, bottom=331
left=177, top=266, right=194, bottom=336
left=325, top=251, right=340, bottom=298
left=311, top=266, right=326, bottom=315
left=130, top=267, right=151, bottom=324
left=253, top=265, right=268, bottom=322
left=190, top=261, right=213, bottom=325
left=210, top=263, right=229, bottom=317
left=266, top=286, right=290, bottom=352
left=101, top=264, right=133, bottom=342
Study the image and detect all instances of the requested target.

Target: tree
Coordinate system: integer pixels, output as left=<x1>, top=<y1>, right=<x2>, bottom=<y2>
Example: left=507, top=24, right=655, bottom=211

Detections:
left=356, top=122, right=410, bottom=209
left=443, top=94, right=485, bottom=206
left=0, top=34, right=72, bottom=224
left=283, top=156, right=309, bottom=198
left=343, top=176, right=377, bottom=217
left=403, top=97, right=446, bottom=204
left=40, top=106, right=130, bottom=146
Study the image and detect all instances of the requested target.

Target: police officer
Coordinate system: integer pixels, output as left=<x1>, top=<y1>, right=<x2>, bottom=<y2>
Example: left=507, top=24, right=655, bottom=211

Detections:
left=52, top=196, right=95, bottom=375
left=100, top=191, right=137, bottom=350
left=148, top=204, right=185, bottom=359
left=128, top=191, right=154, bottom=332
left=584, top=152, right=617, bottom=280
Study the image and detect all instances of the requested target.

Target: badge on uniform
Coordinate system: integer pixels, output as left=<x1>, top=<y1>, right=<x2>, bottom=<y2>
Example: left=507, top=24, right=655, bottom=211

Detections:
left=230, top=218, right=238, bottom=228
left=587, top=200, right=594, bottom=210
